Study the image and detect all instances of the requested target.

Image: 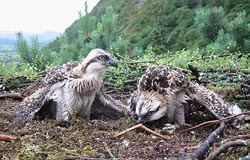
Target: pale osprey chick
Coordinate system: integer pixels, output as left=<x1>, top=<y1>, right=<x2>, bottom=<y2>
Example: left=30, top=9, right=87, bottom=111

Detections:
left=14, top=48, right=125, bottom=125
left=128, top=66, right=242, bottom=128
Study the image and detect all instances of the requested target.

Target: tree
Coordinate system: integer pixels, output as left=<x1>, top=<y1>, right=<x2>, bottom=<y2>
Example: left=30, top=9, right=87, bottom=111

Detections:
left=16, top=32, right=30, bottom=63
left=195, top=7, right=225, bottom=42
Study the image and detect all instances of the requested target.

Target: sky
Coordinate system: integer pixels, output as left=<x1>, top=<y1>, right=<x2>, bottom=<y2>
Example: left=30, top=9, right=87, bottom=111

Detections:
left=0, top=0, right=99, bottom=33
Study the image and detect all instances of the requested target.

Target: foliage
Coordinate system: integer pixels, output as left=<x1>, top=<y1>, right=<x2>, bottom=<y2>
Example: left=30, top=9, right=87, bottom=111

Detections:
left=195, top=7, right=225, bottom=42
left=0, top=62, right=39, bottom=82
left=16, top=32, right=46, bottom=71
left=16, top=32, right=30, bottom=63
left=101, top=49, right=250, bottom=88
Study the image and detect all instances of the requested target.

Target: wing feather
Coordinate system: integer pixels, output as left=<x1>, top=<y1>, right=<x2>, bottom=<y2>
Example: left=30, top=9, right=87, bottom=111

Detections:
left=14, top=61, right=80, bottom=124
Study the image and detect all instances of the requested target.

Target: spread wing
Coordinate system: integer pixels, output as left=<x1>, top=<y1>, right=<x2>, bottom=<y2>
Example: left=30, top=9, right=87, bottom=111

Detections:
left=188, top=83, right=235, bottom=118
left=14, top=61, right=80, bottom=125
left=41, top=61, right=80, bottom=86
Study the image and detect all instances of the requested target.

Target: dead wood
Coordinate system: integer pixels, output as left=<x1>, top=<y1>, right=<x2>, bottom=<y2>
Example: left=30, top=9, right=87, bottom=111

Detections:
left=192, top=122, right=226, bottom=159
left=0, top=93, right=26, bottom=100
left=235, top=95, right=250, bottom=100
left=0, top=134, right=19, bottom=142
left=124, top=79, right=138, bottom=85
left=188, top=64, right=201, bottom=83
left=207, top=68, right=250, bottom=74
left=206, top=140, right=250, bottom=160
left=180, top=148, right=193, bottom=160
left=222, top=134, right=250, bottom=143
left=103, top=142, right=116, bottom=159
left=114, top=123, right=169, bottom=141
left=180, top=111, right=250, bottom=134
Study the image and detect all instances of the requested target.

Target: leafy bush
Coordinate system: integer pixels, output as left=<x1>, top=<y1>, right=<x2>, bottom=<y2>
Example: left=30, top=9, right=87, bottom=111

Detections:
left=195, top=7, right=225, bottom=42
left=0, top=62, right=39, bottom=82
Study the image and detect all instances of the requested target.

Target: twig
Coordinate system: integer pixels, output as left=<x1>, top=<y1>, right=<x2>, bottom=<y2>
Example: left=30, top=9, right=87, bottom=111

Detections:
left=124, top=79, right=138, bottom=85
left=0, top=93, right=26, bottom=100
left=206, top=140, right=250, bottom=160
left=188, top=64, right=200, bottom=83
left=0, top=134, right=19, bottom=142
left=241, top=83, right=250, bottom=89
left=180, top=111, right=250, bottom=134
left=125, top=60, right=157, bottom=64
left=103, top=142, right=116, bottom=159
left=114, top=124, right=169, bottom=141
left=222, top=134, right=250, bottom=143
left=235, top=95, right=250, bottom=100
left=115, top=124, right=143, bottom=137
left=208, top=68, right=250, bottom=74
left=192, top=122, right=226, bottom=159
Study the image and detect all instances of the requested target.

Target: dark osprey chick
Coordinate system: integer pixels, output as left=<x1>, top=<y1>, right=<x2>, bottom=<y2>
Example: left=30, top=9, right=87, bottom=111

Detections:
left=128, top=66, right=242, bottom=128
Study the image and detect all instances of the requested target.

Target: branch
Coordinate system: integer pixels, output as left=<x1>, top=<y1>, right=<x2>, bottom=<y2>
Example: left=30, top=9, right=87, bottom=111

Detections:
left=0, top=93, right=26, bottom=100
left=188, top=64, right=200, bottom=83
left=222, top=134, right=250, bottom=143
left=235, top=95, right=250, bottom=100
left=241, top=83, right=250, bottom=89
left=180, top=111, right=250, bottom=134
left=0, top=134, right=19, bottom=142
left=208, top=68, right=250, bottom=74
left=103, top=142, right=116, bottom=159
left=114, top=124, right=169, bottom=141
left=192, top=122, right=226, bottom=159
left=206, top=140, right=250, bottom=160
left=180, top=148, right=193, bottom=160
left=124, top=79, right=138, bottom=85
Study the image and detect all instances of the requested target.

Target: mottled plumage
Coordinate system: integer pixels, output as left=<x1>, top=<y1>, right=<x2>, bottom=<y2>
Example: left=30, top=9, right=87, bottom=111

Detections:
left=14, top=48, right=126, bottom=125
left=128, top=66, right=242, bottom=127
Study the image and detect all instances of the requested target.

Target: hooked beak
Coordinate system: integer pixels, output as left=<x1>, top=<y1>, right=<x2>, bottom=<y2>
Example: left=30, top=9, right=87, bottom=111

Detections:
left=108, top=58, right=118, bottom=67
left=138, top=116, right=147, bottom=124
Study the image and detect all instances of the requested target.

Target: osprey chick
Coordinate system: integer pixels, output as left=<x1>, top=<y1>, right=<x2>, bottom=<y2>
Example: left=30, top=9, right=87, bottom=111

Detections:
left=14, top=48, right=124, bottom=125
left=128, top=66, right=242, bottom=128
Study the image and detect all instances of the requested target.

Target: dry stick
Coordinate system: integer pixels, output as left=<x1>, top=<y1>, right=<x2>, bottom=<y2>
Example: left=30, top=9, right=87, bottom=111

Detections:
left=103, top=142, right=116, bottom=159
left=241, top=83, right=250, bottom=89
left=0, top=134, right=19, bottom=142
left=180, top=111, right=250, bottom=134
left=223, top=134, right=250, bottom=143
left=124, top=79, right=138, bottom=85
left=0, top=93, right=26, bottom=100
left=206, top=140, right=250, bottom=160
left=115, top=124, right=169, bottom=141
left=192, top=122, right=226, bottom=159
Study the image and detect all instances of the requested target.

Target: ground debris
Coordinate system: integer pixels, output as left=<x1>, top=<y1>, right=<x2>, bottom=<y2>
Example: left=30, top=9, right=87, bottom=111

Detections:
left=0, top=76, right=250, bottom=159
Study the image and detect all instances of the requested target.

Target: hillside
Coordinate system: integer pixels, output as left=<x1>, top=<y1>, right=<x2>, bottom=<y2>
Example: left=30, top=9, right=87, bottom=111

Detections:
left=46, top=0, right=250, bottom=56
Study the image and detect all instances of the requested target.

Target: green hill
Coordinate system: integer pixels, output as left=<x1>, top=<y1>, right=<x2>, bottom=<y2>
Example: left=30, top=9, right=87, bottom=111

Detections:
left=46, top=0, right=250, bottom=57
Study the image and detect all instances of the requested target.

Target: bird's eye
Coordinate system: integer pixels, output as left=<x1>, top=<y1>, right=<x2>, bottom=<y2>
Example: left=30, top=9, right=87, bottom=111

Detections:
left=147, top=111, right=153, bottom=116
left=98, top=55, right=106, bottom=61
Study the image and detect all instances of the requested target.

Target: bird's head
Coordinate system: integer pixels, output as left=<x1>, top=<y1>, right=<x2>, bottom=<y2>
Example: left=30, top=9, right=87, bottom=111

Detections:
left=135, top=91, right=167, bottom=124
left=81, top=48, right=117, bottom=75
